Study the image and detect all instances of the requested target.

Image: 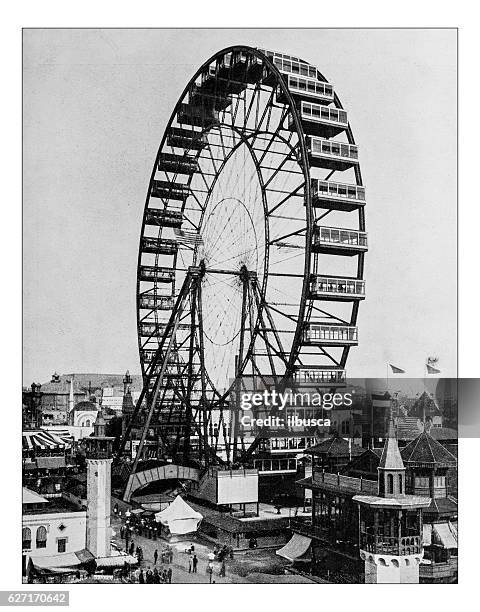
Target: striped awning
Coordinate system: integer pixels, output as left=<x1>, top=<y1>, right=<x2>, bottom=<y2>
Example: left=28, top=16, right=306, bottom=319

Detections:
left=22, top=430, right=71, bottom=451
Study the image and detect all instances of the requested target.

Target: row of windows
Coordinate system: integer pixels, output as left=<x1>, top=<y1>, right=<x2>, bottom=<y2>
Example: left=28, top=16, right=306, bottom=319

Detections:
left=304, top=325, right=358, bottom=342
left=315, top=227, right=368, bottom=247
left=22, top=526, right=67, bottom=551
left=259, top=49, right=318, bottom=79
left=301, top=102, right=347, bottom=125
left=311, top=276, right=365, bottom=295
left=311, top=277, right=365, bottom=295
left=288, top=75, right=333, bottom=99
left=414, top=476, right=446, bottom=488
left=312, top=179, right=365, bottom=201
left=308, top=137, right=359, bottom=160
left=269, top=437, right=315, bottom=450
left=381, top=473, right=403, bottom=494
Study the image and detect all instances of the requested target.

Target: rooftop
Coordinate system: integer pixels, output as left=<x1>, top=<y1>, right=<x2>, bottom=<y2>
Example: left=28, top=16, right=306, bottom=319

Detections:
left=22, top=488, right=49, bottom=505
left=401, top=431, right=457, bottom=467
left=305, top=435, right=364, bottom=458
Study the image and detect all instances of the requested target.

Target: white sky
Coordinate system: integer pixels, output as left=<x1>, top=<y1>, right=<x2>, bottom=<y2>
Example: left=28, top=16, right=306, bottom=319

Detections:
left=22, top=28, right=457, bottom=384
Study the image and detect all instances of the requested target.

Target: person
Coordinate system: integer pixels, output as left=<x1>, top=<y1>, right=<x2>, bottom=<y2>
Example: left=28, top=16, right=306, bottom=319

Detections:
left=207, top=562, right=213, bottom=584
left=162, top=569, right=168, bottom=583
left=167, top=567, right=172, bottom=584
left=120, top=526, right=125, bottom=539
left=129, top=541, right=135, bottom=556
left=153, top=549, right=158, bottom=565
left=188, top=556, right=193, bottom=573
left=153, top=567, right=160, bottom=584
left=192, top=554, right=198, bottom=573
left=146, top=567, right=153, bottom=584
left=219, top=560, right=226, bottom=578
left=139, top=569, right=145, bottom=584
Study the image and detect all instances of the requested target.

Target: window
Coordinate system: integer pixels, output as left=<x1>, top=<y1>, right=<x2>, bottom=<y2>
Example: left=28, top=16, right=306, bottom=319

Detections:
left=399, top=474, right=403, bottom=494
left=415, top=476, right=429, bottom=489
left=36, top=526, right=47, bottom=549
left=22, top=528, right=31, bottom=550
left=388, top=474, right=394, bottom=494
left=57, top=538, right=67, bottom=553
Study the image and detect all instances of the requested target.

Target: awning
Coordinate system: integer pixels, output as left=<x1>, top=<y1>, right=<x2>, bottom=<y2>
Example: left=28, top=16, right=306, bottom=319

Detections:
left=276, top=533, right=312, bottom=561
left=433, top=522, right=458, bottom=549
left=29, top=549, right=94, bottom=570
left=423, top=524, right=432, bottom=546
left=95, top=554, right=138, bottom=568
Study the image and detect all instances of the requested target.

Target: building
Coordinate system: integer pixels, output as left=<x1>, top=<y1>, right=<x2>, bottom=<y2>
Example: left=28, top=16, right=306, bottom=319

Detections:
left=38, top=372, right=143, bottom=426
left=353, top=420, right=430, bottom=583
left=401, top=429, right=458, bottom=582
left=22, top=487, right=88, bottom=578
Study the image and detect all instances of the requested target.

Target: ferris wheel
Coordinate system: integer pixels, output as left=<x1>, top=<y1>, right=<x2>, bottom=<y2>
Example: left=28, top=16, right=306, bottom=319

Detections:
left=120, top=46, right=367, bottom=469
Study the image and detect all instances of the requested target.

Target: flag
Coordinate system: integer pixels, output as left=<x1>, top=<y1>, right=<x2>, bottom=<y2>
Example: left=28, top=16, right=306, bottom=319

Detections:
left=426, top=364, right=441, bottom=374
left=389, top=364, right=405, bottom=374
left=174, top=228, right=203, bottom=246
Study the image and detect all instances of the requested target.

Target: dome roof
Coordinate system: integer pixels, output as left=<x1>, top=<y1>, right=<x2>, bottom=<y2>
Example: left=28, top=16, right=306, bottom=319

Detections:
left=73, top=401, right=97, bottom=412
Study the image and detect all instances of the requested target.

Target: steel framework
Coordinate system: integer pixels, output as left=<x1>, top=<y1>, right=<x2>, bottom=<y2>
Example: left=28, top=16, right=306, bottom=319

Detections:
left=118, top=45, right=367, bottom=476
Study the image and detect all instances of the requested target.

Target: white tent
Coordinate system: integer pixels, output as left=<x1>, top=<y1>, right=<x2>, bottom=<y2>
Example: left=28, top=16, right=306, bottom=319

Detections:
left=154, top=496, right=203, bottom=535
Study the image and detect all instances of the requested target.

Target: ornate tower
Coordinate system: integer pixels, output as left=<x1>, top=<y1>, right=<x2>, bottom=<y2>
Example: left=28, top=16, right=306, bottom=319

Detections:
left=353, top=415, right=431, bottom=583
left=85, top=410, right=114, bottom=558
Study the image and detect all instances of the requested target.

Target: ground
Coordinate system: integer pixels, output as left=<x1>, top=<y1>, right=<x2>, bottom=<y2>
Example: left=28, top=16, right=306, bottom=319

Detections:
left=110, top=514, right=316, bottom=584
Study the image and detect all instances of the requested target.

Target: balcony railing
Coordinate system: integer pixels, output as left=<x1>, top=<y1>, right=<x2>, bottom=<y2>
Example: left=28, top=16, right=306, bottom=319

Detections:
left=360, top=532, right=422, bottom=555
left=303, top=324, right=358, bottom=345
left=310, top=276, right=365, bottom=300
left=313, top=226, right=368, bottom=253
left=312, top=471, right=378, bottom=495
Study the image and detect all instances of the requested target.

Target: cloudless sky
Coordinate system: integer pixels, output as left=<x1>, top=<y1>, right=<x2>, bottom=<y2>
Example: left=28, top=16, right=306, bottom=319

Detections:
left=23, top=28, right=457, bottom=384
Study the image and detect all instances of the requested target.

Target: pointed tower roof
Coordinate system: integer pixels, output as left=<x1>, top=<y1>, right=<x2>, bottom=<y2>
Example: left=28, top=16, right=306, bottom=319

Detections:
left=409, top=391, right=442, bottom=419
left=401, top=430, right=457, bottom=468
left=93, top=408, right=107, bottom=437
left=379, top=418, right=405, bottom=471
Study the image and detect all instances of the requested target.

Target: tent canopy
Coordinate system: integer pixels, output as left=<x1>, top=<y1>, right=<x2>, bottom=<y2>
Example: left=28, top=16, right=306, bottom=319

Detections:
left=155, top=496, right=203, bottom=535
left=276, top=533, right=312, bottom=561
